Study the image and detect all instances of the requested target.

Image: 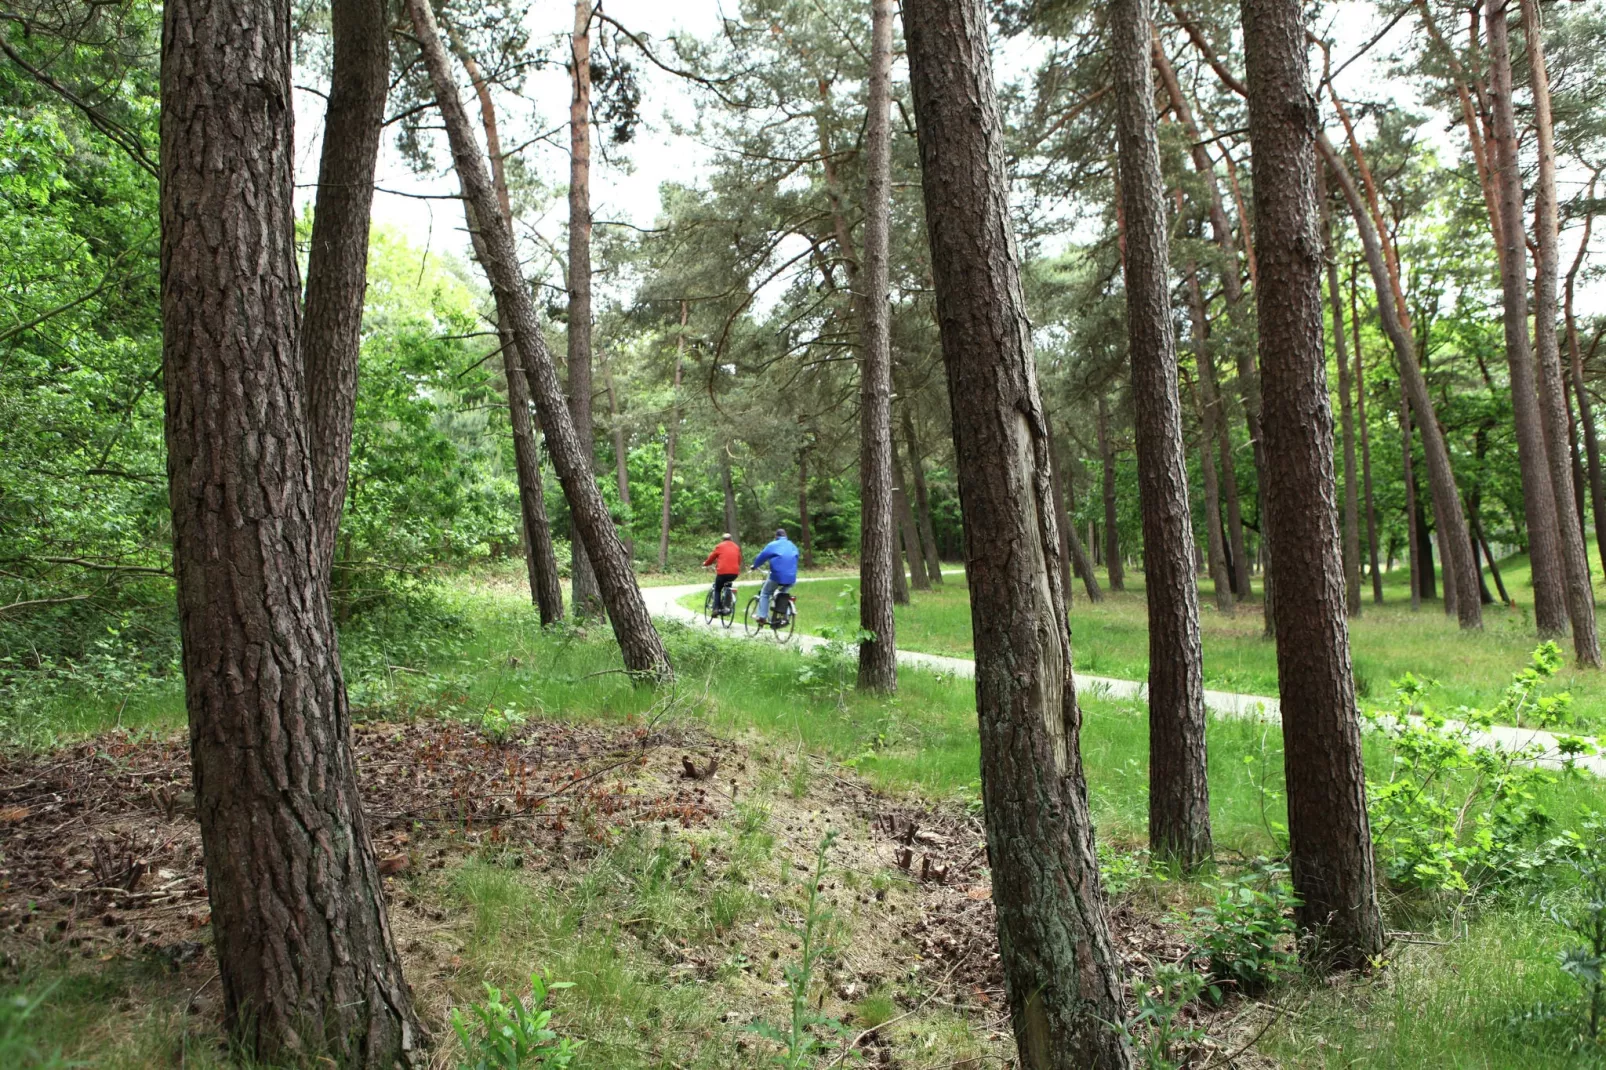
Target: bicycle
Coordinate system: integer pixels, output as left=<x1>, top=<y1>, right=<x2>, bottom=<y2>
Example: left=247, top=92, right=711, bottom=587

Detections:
left=744, top=581, right=796, bottom=643
left=703, top=576, right=737, bottom=628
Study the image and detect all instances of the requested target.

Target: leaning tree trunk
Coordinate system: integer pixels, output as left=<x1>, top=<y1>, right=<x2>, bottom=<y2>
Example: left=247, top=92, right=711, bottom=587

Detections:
left=1096, top=394, right=1126, bottom=591
left=408, top=0, right=669, bottom=677
left=1488, top=0, right=1568, bottom=637
left=1188, top=269, right=1235, bottom=615
left=1523, top=0, right=1600, bottom=665
left=1323, top=198, right=1363, bottom=617
left=567, top=0, right=603, bottom=618
left=657, top=313, right=685, bottom=572
left=1352, top=263, right=1384, bottom=604
left=302, top=0, right=388, bottom=586
left=1240, top=0, right=1385, bottom=966
left=1565, top=183, right=1606, bottom=579
left=903, top=0, right=1134, bottom=1063
left=894, top=448, right=930, bottom=592
left=857, top=0, right=900, bottom=691
left=1113, top=0, right=1211, bottom=871
left=160, top=0, right=422, bottom=1059
left=1319, top=135, right=1480, bottom=629
left=901, top=403, right=946, bottom=585
left=1057, top=435, right=1105, bottom=603
left=452, top=36, right=564, bottom=623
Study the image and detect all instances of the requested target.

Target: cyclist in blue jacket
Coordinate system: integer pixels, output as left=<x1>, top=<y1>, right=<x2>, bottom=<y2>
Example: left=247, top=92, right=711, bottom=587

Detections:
left=750, top=528, right=800, bottom=624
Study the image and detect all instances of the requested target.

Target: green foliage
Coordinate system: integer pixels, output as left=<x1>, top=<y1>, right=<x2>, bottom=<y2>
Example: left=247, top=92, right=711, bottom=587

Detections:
left=450, top=972, right=581, bottom=1070
left=749, top=830, right=856, bottom=1067
left=794, top=585, right=876, bottom=705
left=1117, top=964, right=1208, bottom=1070
left=1544, top=814, right=1606, bottom=1044
left=1364, top=644, right=1599, bottom=894
left=1187, top=861, right=1301, bottom=997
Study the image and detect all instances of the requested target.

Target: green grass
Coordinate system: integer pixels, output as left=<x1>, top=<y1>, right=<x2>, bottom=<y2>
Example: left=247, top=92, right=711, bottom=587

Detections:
left=787, top=559, right=1606, bottom=730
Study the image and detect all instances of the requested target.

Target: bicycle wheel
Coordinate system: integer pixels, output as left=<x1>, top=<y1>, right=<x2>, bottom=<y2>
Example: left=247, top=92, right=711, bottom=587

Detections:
left=775, top=606, right=795, bottom=644
left=719, top=587, right=736, bottom=628
left=743, top=596, right=761, bottom=637
left=703, top=589, right=718, bottom=624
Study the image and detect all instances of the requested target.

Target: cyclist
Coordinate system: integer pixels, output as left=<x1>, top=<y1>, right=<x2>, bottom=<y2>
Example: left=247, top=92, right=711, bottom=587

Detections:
left=750, top=527, right=800, bottom=624
left=702, top=532, right=742, bottom=612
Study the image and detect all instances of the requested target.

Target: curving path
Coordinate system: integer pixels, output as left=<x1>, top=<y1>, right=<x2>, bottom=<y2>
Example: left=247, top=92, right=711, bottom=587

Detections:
left=641, top=574, right=1604, bottom=777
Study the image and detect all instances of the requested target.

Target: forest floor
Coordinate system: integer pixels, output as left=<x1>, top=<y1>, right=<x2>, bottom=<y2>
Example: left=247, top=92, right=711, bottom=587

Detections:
left=1, top=577, right=1603, bottom=1067
left=762, top=556, right=1606, bottom=732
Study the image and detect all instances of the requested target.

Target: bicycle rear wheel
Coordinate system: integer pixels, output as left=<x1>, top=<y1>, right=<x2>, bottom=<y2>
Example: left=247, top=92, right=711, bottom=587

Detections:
left=775, top=608, right=795, bottom=644
left=743, top=597, right=761, bottom=636
left=720, top=587, right=736, bottom=628
left=703, top=590, right=718, bottom=624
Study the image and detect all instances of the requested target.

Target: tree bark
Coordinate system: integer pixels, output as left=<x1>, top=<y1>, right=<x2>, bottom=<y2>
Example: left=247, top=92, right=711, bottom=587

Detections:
left=798, top=444, right=816, bottom=570
left=407, top=0, right=669, bottom=677
left=1062, top=446, right=1105, bottom=603
left=160, top=0, right=422, bottom=1059
left=1239, top=0, right=1384, bottom=965
left=1402, top=397, right=1423, bottom=610
left=302, top=0, right=388, bottom=586
left=903, top=0, right=1134, bottom=1062
left=1322, top=198, right=1362, bottom=617
left=1115, top=0, right=1212, bottom=870
left=1488, top=0, right=1569, bottom=637
left=1048, top=423, right=1077, bottom=605
left=1219, top=415, right=1250, bottom=596
left=1189, top=270, right=1235, bottom=615
left=1522, top=0, right=1600, bottom=665
left=721, top=444, right=740, bottom=543
left=901, top=401, right=946, bottom=585
left=603, top=355, right=633, bottom=560
left=894, top=461, right=927, bottom=592
left=1351, top=261, right=1384, bottom=604
left=1565, top=180, right=1606, bottom=579
left=1096, top=394, right=1126, bottom=591
left=1476, top=511, right=1512, bottom=605
left=857, top=0, right=900, bottom=691
left=657, top=308, right=685, bottom=572
left=568, top=0, right=603, bottom=618
left=451, top=34, right=564, bottom=624
left=1318, top=134, right=1481, bottom=629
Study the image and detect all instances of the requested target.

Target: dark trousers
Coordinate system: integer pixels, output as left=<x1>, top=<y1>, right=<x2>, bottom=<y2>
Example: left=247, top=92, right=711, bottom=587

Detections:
left=712, top=573, right=737, bottom=601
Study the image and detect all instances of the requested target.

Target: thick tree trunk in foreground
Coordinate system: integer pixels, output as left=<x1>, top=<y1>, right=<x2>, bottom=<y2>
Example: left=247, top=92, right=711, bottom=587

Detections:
left=1352, top=264, right=1384, bottom=604
left=302, top=0, right=388, bottom=585
left=904, top=0, right=1133, bottom=1063
left=1523, top=0, right=1600, bottom=666
left=408, top=0, right=669, bottom=677
left=451, top=36, right=564, bottom=623
left=1319, top=135, right=1480, bottom=629
left=857, top=0, right=900, bottom=692
left=1096, top=394, right=1125, bottom=591
left=568, top=0, right=602, bottom=618
left=1239, top=0, right=1384, bottom=965
left=1189, top=271, right=1235, bottom=615
left=1323, top=202, right=1362, bottom=617
left=657, top=317, right=685, bottom=572
left=1488, top=0, right=1567, bottom=637
left=1113, top=0, right=1212, bottom=870
left=902, top=404, right=946, bottom=585
left=160, top=0, right=421, bottom=1059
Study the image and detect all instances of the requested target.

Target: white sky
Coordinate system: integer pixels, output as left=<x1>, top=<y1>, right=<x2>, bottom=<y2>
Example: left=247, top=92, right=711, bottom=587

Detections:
left=290, top=0, right=1601, bottom=317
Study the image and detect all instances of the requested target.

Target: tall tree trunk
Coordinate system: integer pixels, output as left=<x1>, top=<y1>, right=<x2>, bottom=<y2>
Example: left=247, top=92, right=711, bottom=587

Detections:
left=1402, top=397, right=1423, bottom=610
left=1048, top=423, right=1077, bottom=605
left=657, top=308, right=685, bottom=572
left=1319, top=135, right=1481, bottom=629
left=452, top=35, right=564, bottom=623
left=303, top=0, right=388, bottom=585
left=1352, top=261, right=1384, bottom=604
left=568, top=0, right=603, bottom=617
left=1415, top=479, right=1437, bottom=601
left=1566, top=179, right=1606, bottom=579
left=1096, top=394, right=1126, bottom=591
left=1219, top=416, right=1250, bottom=596
left=1060, top=441, right=1105, bottom=603
left=900, top=401, right=946, bottom=585
left=408, top=0, right=669, bottom=677
left=1323, top=197, right=1362, bottom=617
left=1239, top=0, right=1384, bottom=965
left=903, top=1, right=1135, bottom=1062
left=603, top=355, right=634, bottom=560
left=1523, top=0, right=1600, bottom=665
left=721, top=443, right=740, bottom=542
left=160, top=0, right=422, bottom=1059
left=798, top=444, right=816, bottom=570
left=857, top=0, right=900, bottom=691
left=1568, top=378, right=1589, bottom=539
left=894, top=463, right=928, bottom=592
left=1189, top=271, right=1235, bottom=615
left=1476, top=512, right=1512, bottom=605
left=1488, top=0, right=1569, bottom=637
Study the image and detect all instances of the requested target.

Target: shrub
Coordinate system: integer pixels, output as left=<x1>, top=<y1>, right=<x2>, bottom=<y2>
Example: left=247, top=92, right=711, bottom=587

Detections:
left=1187, top=861, right=1300, bottom=997
left=451, top=971, right=580, bottom=1070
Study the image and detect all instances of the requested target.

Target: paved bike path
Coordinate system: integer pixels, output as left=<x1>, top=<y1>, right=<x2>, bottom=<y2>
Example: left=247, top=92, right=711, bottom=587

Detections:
left=641, top=574, right=1604, bottom=777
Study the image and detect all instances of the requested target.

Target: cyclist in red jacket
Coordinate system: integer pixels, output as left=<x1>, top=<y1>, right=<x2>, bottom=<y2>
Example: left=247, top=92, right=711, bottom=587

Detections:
left=702, top=534, right=742, bottom=610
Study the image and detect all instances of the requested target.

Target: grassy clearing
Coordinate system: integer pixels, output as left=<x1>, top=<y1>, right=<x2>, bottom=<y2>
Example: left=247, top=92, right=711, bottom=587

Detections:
left=786, top=559, right=1606, bottom=730
left=4, top=577, right=1605, bottom=1067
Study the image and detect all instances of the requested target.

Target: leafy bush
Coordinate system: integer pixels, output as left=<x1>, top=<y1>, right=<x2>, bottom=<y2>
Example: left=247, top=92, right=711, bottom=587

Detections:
left=451, top=971, right=580, bottom=1070
left=1118, top=964, right=1208, bottom=1069
left=1364, top=644, right=1598, bottom=894
left=1545, top=814, right=1606, bottom=1044
left=1187, top=861, right=1300, bottom=996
